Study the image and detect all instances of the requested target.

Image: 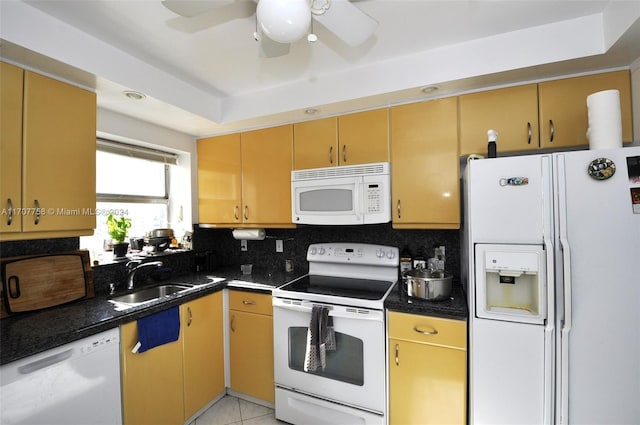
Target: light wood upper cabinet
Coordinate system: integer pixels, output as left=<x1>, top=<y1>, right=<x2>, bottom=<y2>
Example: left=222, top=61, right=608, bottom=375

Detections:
left=229, top=291, right=274, bottom=403
left=240, top=125, right=293, bottom=226
left=197, top=133, right=242, bottom=224
left=459, top=84, right=539, bottom=155
left=338, top=108, right=390, bottom=165
left=293, top=109, right=389, bottom=170
left=0, top=62, right=23, bottom=234
left=197, top=125, right=294, bottom=227
left=391, top=97, right=460, bottom=229
left=388, top=311, right=467, bottom=425
left=1, top=65, right=96, bottom=240
left=293, top=117, right=338, bottom=169
left=538, top=70, right=632, bottom=149
left=182, top=292, right=224, bottom=421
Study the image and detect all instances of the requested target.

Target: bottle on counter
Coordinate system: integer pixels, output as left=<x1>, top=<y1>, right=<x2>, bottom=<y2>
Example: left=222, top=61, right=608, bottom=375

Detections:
left=400, top=246, right=413, bottom=274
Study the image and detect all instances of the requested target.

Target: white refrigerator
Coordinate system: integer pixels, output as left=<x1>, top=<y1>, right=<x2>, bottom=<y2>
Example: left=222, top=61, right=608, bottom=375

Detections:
left=464, top=146, right=640, bottom=425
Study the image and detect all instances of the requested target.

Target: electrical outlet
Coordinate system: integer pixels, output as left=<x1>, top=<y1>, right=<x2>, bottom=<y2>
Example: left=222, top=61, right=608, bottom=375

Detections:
left=276, top=239, right=283, bottom=253
left=241, top=240, right=247, bottom=251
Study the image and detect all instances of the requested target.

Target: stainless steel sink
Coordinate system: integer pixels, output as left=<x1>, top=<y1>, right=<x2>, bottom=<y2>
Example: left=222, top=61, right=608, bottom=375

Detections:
left=109, top=284, right=192, bottom=308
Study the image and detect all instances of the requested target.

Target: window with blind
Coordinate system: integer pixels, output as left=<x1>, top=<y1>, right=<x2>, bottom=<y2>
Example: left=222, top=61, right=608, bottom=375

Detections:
left=81, top=139, right=179, bottom=260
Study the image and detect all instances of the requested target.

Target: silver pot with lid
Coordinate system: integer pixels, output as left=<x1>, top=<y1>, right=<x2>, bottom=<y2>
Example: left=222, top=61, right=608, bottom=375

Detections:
left=403, top=269, right=453, bottom=301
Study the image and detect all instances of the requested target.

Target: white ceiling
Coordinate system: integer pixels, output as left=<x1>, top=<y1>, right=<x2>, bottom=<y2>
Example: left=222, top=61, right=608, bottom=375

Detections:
left=2, top=0, right=640, bottom=137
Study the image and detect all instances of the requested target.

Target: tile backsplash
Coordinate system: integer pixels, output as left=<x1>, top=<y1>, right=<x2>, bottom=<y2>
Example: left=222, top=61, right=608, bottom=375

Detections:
left=0, top=224, right=461, bottom=293
left=192, top=223, right=460, bottom=280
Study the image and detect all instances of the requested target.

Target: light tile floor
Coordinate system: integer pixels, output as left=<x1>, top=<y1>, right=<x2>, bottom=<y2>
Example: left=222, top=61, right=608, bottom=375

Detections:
left=193, top=395, right=287, bottom=425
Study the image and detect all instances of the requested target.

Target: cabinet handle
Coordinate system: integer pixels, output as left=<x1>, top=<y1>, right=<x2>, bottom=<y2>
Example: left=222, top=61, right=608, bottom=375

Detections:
left=329, top=146, right=333, bottom=164
left=6, top=198, right=13, bottom=226
left=187, top=306, right=192, bottom=327
left=244, top=206, right=249, bottom=220
left=234, top=205, right=239, bottom=220
left=230, top=314, right=235, bottom=332
left=549, top=119, right=555, bottom=143
left=414, top=325, right=438, bottom=335
left=342, top=144, right=347, bottom=163
left=395, top=343, right=399, bottom=366
left=242, top=300, right=257, bottom=305
left=396, top=200, right=401, bottom=219
left=34, top=200, right=41, bottom=225
left=527, top=122, right=532, bottom=145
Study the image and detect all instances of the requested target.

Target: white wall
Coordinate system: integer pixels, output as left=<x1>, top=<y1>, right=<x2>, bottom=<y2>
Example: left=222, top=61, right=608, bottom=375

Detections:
left=96, top=108, right=198, bottom=234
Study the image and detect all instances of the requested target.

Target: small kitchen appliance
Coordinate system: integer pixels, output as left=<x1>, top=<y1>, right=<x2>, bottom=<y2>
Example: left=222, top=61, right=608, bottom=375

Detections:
left=291, top=162, right=391, bottom=225
left=463, top=146, right=640, bottom=424
left=272, top=242, right=398, bottom=425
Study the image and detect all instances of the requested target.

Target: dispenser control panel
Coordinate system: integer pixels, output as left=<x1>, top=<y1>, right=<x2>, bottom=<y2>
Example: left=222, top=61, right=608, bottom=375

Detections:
left=484, top=249, right=540, bottom=273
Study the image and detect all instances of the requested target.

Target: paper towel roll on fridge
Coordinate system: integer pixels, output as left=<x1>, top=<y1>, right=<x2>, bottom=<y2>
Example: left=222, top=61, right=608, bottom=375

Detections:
left=586, top=89, right=623, bottom=150
left=232, top=228, right=266, bottom=240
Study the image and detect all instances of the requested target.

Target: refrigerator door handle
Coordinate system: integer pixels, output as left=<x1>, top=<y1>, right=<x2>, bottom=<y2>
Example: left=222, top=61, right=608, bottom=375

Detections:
left=543, top=239, right=555, bottom=425
left=556, top=155, right=572, bottom=425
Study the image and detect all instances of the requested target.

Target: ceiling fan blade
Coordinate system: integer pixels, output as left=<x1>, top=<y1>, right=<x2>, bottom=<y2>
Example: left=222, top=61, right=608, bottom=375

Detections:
left=313, top=0, right=377, bottom=47
left=259, top=35, right=291, bottom=58
left=161, top=0, right=236, bottom=17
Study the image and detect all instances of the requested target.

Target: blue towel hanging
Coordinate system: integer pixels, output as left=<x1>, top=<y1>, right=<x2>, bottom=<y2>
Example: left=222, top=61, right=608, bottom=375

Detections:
left=136, top=306, right=180, bottom=353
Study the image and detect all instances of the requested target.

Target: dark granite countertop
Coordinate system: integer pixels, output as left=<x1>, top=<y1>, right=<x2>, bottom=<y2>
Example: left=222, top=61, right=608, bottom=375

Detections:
left=1, top=268, right=302, bottom=365
left=1, top=267, right=466, bottom=365
left=384, top=282, right=468, bottom=321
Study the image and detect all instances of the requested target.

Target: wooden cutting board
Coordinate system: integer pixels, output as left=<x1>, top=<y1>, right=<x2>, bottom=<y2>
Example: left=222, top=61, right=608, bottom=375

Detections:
left=1, top=250, right=94, bottom=317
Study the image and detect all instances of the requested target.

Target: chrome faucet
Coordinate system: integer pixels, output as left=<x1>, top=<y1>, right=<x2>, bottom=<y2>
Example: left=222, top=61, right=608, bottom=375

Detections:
left=126, top=260, right=163, bottom=290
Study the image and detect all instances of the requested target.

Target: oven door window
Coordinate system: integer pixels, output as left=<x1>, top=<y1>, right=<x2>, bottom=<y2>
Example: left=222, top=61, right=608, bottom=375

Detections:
left=288, top=327, right=364, bottom=386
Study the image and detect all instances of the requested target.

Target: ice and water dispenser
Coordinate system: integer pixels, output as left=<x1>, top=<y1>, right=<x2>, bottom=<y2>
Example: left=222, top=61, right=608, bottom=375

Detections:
left=475, top=244, right=546, bottom=324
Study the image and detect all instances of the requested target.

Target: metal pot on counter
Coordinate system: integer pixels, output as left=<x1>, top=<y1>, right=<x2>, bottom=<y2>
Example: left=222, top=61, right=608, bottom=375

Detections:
left=403, top=269, right=453, bottom=301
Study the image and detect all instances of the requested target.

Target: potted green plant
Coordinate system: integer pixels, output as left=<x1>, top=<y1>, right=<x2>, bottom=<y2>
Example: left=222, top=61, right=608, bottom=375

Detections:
left=107, top=214, right=132, bottom=258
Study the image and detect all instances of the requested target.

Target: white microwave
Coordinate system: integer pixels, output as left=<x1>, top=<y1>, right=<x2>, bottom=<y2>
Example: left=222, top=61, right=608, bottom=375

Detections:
left=291, top=162, right=391, bottom=225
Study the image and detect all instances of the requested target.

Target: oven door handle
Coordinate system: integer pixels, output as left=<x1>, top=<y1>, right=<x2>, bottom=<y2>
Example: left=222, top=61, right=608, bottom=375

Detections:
left=272, top=299, right=383, bottom=321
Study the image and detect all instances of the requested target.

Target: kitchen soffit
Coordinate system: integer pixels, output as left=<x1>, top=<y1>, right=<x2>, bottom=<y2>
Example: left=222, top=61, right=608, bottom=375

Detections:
left=1, top=1, right=640, bottom=137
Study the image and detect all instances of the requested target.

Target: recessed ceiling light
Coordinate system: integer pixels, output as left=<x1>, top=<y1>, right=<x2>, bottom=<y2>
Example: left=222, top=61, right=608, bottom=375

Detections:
left=123, top=90, right=146, bottom=100
left=420, top=86, right=439, bottom=94
left=304, top=108, right=319, bottom=115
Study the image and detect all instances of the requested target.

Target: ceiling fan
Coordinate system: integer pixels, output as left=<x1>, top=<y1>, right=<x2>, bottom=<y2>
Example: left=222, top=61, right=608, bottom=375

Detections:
left=161, top=0, right=378, bottom=57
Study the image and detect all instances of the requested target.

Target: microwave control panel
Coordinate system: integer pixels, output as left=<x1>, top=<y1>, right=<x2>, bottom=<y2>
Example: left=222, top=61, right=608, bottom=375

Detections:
left=366, top=183, right=382, bottom=213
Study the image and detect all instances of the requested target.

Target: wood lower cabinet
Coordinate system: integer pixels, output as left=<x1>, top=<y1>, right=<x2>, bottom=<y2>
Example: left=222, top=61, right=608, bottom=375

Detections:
left=459, top=84, right=539, bottom=155
left=120, top=317, right=185, bottom=425
left=388, top=311, right=467, bottom=425
left=1, top=63, right=96, bottom=240
left=390, top=97, right=460, bottom=229
left=538, top=70, right=632, bottom=149
left=182, top=292, right=225, bottom=420
left=121, top=292, right=224, bottom=425
left=229, top=290, right=274, bottom=403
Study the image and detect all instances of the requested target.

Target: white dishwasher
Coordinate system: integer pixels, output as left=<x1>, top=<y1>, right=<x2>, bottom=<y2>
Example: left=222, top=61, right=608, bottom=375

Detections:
left=0, top=328, right=122, bottom=425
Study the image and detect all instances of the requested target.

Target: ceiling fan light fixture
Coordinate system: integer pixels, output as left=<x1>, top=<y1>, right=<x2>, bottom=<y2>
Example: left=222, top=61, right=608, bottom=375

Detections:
left=257, top=0, right=311, bottom=44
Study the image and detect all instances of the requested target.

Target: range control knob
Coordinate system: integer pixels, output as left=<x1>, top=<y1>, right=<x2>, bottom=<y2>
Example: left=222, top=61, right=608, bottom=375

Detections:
left=318, top=247, right=326, bottom=255
left=309, top=247, right=317, bottom=255
left=386, top=250, right=396, bottom=260
left=375, top=249, right=385, bottom=258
